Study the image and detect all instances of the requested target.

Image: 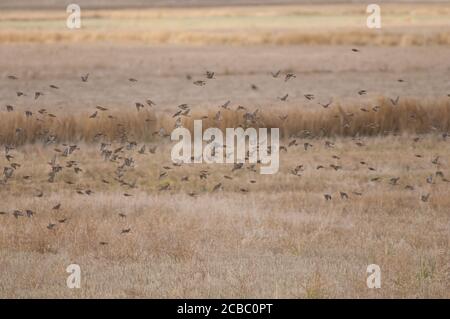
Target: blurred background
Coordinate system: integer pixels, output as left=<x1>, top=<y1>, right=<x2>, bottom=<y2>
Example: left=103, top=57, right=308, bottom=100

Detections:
left=1, top=1, right=449, bottom=113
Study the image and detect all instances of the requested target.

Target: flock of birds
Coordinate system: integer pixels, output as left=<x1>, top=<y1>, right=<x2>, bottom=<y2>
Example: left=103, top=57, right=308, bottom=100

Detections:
left=1, top=48, right=450, bottom=244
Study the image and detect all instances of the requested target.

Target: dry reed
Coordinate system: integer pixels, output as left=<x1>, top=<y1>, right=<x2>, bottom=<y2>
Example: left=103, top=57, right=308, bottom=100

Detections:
left=1, top=97, right=449, bottom=146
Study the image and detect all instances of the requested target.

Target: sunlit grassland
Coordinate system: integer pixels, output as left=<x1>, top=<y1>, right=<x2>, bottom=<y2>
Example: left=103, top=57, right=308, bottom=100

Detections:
left=1, top=4, right=450, bottom=45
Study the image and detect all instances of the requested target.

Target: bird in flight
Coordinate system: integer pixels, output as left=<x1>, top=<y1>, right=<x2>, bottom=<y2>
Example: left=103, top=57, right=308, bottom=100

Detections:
left=285, top=73, right=296, bottom=82
left=271, top=70, right=281, bottom=78
left=390, top=96, right=400, bottom=105
left=136, top=102, right=144, bottom=111
left=81, top=73, right=89, bottom=82
left=318, top=100, right=332, bottom=108
left=193, top=80, right=206, bottom=86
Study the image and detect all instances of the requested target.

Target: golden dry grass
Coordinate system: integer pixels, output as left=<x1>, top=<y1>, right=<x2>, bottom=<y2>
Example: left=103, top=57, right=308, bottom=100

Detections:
left=0, top=134, right=449, bottom=298
left=2, top=97, right=450, bottom=146
left=1, top=4, right=450, bottom=46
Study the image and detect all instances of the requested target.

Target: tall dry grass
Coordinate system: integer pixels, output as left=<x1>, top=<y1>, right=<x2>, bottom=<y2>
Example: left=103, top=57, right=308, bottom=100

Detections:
left=1, top=98, right=449, bottom=146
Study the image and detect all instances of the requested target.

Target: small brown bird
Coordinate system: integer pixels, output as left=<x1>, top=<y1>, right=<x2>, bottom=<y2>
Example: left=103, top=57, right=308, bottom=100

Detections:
left=271, top=70, right=281, bottom=78
left=390, top=96, right=400, bottom=105
left=193, top=80, right=206, bottom=86
left=13, top=210, right=23, bottom=218
left=319, top=100, right=332, bottom=108
left=136, top=102, right=144, bottom=111
left=81, top=73, right=89, bottom=82
left=421, top=194, right=430, bottom=202
left=339, top=192, right=348, bottom=199
left=279, top=94, right=289, bottom=101
left=121, top=228, right=131, bottom=234
left=285, top=73, right=296, bottom=82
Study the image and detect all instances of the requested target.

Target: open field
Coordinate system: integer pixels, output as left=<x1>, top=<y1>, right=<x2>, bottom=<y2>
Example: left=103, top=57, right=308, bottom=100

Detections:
left=1, top=135, right=449, bottom=298
left=1, top=4, right=450, bottom=45
left=0, top=2, right=450, bottom=298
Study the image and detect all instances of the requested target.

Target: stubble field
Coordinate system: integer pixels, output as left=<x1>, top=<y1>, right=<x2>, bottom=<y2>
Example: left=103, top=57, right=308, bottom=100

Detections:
left=0, top=2, right=449, bottom=298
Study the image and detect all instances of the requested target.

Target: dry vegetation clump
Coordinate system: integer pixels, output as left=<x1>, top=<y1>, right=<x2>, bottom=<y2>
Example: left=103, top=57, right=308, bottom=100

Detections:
left=1, top=98, right=449, bottom=146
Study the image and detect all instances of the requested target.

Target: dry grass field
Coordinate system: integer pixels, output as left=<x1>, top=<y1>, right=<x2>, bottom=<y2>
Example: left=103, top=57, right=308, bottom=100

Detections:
left=0, top=2, right=450, bottom=298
